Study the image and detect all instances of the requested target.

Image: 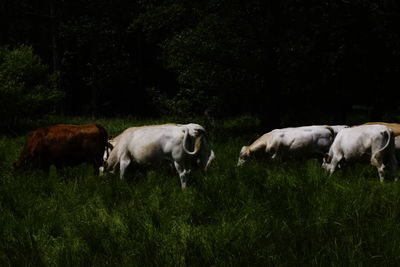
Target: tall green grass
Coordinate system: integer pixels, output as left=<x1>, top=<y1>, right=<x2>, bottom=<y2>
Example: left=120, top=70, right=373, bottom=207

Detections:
left=1, top=117, right=400, bottom=266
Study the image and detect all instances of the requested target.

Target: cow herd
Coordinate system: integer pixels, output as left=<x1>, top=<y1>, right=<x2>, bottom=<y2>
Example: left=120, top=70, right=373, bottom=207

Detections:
left=13, top=121, right=400, bottom=187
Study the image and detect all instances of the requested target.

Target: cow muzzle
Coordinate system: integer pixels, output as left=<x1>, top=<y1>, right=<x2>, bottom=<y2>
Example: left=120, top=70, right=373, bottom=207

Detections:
left=237, top=157, right=246, bottom=167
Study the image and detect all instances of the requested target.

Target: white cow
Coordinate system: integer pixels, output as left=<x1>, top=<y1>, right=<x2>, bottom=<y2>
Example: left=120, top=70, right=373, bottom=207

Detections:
left=322, top=125, right=397, bottom=182
left=237, top=125, right=335, bottom=166
left=102, top=123, right=215, bottom=188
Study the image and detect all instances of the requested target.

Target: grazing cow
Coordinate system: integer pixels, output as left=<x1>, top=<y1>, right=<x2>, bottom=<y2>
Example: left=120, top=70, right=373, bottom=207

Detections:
left=237, top=125, right=336, bottom=166
left=14, top=123, right=108, bottom=172
left=102, top=123, right=215, bottom=188
left=322, top=125, right=397, bottom=182
left=362, top=122, right=400, bottom=136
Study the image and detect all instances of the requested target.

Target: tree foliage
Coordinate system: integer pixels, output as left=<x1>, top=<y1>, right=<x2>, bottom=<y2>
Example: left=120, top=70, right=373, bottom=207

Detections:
left=1, top=0, right=400, bottom=125
left=0, top=45, right=62, bottom=123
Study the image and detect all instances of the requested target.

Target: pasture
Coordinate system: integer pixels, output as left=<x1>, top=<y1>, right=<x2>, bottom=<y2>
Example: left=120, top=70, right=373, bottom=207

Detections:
left=1, top=116, right=400, bottom=266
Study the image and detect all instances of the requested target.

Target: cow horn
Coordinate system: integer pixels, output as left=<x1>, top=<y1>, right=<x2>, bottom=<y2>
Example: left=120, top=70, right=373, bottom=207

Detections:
left=183, top=128, right=203, bottom=155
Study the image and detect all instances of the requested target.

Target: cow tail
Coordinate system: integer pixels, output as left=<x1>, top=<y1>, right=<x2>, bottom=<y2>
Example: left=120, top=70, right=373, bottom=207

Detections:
left=373, top=128, right=393, bottom=158
left=182, top=128, right=202, bottom=156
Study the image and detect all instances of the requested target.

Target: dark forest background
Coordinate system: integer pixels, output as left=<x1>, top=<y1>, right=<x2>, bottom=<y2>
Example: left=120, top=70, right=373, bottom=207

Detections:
left=1, top=0, right=400, bottom=129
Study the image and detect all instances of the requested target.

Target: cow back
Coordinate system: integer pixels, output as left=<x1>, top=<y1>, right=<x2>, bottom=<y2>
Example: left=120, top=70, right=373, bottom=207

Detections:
left=362, top=122, right=400, bottom=136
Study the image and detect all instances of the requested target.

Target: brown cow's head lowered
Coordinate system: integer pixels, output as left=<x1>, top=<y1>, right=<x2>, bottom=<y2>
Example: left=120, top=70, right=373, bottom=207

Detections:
left=13, top=155, right=30, bottom=170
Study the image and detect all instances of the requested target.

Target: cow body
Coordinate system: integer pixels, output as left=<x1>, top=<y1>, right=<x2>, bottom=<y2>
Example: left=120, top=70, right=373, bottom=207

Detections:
left=15, top=123, right=108, bottom=171
left=103, top=123, right=215, bottom=188
left=238, top=125, right=335, bottom=166
left=102, top=123, right=179, bottom=162
left=322, top=125, right=397, bottom=182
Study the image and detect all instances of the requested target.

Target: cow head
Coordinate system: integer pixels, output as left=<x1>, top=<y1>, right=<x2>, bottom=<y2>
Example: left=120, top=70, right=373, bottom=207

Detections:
left=323, top=153, right=332, bottom=164
left=13, top=155, right=30, bottom=170
left=237, top=146, right=250, bottom=166
left=321, top=153, right=332, bottom=172
left=100, top=139, right=115, bottom=176
left=103, top=138, right=115, bottom=162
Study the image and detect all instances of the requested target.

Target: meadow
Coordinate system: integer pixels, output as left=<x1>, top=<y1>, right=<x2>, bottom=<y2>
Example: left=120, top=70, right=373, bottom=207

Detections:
left=1, top=116, right=400, bottom=266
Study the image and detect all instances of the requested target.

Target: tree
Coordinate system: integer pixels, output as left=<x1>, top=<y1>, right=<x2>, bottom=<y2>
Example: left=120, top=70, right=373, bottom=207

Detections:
left=2, top=0, right=400, bottom=123
left=133, top=0, right=283, bottom=128
left=0, top=45, right=63, bottom=124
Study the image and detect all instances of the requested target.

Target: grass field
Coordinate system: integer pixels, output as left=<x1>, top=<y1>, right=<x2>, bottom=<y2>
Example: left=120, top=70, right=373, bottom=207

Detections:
left=1, top=116, right=400, bottom=266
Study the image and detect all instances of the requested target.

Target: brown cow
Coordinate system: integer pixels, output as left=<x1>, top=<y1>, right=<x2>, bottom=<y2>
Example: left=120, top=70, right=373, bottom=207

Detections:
left=14, top=123, right=108, bottom=172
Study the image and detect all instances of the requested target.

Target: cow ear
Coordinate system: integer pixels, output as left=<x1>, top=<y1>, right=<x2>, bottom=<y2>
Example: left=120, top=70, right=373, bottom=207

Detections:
left=240, top=146, right=249, bottom=157
left=108, top=141, right=114, bottom=150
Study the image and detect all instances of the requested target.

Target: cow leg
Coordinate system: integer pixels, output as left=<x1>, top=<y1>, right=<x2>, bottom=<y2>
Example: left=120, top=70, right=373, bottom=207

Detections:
left=174, top=161, right=189, bottom=189
left=377, top=165, right=386, bottom=183
left=119, top=153, right=131, bottom=180
left=389, top=151, right=398, bottom=181
left=391, top=163, right=398, bottom=182
left=371, top=155, right=385, bottom=182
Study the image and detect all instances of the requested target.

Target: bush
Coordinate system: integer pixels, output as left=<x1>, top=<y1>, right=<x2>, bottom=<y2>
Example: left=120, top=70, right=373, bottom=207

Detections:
left=0, top=45, right=63, bottom=126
